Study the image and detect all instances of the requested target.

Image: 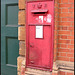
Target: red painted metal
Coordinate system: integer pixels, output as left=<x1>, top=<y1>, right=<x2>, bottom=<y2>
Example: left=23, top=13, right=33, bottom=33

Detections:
left=26, top=0, right=54, bottom=71
left=31, top=9, right=48, bottom=13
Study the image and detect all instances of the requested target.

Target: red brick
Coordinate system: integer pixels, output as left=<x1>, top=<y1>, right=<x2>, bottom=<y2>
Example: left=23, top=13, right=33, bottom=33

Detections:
left=68, top=18, right=74, bottom=21
left=72, top=3, right=74, bottom=7
left=67, top=53, right=74, bottom=57
left=55, top=20, right=58, bottom=25
left=58, top=27, right=62, bottom=30
left=67, top=36, right=74, bottom=39
left=61, top=44, right=67, bottom=48
left=58, top=57, right=69, bottom=61
left=59, top=9, right=62, bottom=13
left=55, top=3, right=59, bottom=7
left=72, top=22, right=74, bottom=26
left=58, top=35, right=61, bottom=38
left=71, top=30, right=74, bottom=35
left=61, top=35, right=67, bottom=39
left=55, top=0, right=58, bottom=3
left=54, top=26, right=58, bottom=30
left=62, top=0, right=68, bottom=3
left=54, top=35, right=58, bottom=39
left=54, top=40, right=57, bottom=44
left=71, top=40, right=74, bottom=44
left=58, top=0, right=62, bottom=3
left=54, top=44, right=57, bottom=48
left=54, top=53, right=57, bottom=58
left=58, top=48, right=70, bottom=52
left=60, top=52, right=66, bottom=57
left=67, top=72, right=73, bottom=75
left=69, top=0, right=74, bottom=3
left=70, top=58, right=74, bottom=62
left=54, top=51, right=57, bottom=56
left=59, top=4, right=72, bottom=8
left=58, top=40, right=70, bottom=44
left=70, top=49, right=74, bottom=53
left=55, top=17, right=58, bottom=22
left=59, top=22, right=72, bottom=26
left=55, top=21, right=58, bottom=26
left=59, top=13, right=72, bottom=17
left=62, top=7, right=68, bottom=12
left=68, top=45, right=74, bottom=48
left=55, top=13, right=59, bottom=17
left=55, top=8, right=59, bottom=12
left=69, top=8, right=74, bottom=12
left=62, top=27, right=67, bottom=30
left=68, top=27, right=74, bottom=30
left=58, top=31, right=70, bottom=35
left=60, top=71, right=66, bottom=75
left=58, top=44, right=61, bottom=47
left=54, top=30, right=58, bottom=35
left=72, top=12, right=74, bottom=17
left=58, top=18, right=62, bottom=21
left=57, top=53, right=60, bottom=56
left=62, top=18, right=68, bottom=21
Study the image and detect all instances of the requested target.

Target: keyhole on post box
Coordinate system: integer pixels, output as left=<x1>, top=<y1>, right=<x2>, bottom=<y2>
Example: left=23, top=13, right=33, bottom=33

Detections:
left=30, top=43, right=34, bottom=47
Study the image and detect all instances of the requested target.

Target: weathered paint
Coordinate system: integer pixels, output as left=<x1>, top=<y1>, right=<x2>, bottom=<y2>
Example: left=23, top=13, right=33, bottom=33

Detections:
left=26, top=0, right=54, bottom=71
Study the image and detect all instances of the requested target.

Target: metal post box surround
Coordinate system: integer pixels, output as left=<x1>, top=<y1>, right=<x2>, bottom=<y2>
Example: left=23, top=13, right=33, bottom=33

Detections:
left=26, top=0, right=54, bottom=71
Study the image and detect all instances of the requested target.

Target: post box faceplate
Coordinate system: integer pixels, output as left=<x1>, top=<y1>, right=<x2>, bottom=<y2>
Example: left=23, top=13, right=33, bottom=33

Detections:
left=27, top=1, right=53, bottom=25
left=26, top=1, right=54, bottom=71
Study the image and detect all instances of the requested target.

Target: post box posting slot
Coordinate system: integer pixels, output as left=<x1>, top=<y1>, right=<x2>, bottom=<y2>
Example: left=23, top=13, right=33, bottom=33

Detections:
left=31, top=9, right=48, bottom=15
left=26, top=0, right=54, bottom=71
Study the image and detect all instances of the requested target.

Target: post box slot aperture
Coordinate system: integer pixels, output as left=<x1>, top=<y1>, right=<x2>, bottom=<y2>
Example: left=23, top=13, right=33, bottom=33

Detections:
left=31, top=9, right=48, bottom=14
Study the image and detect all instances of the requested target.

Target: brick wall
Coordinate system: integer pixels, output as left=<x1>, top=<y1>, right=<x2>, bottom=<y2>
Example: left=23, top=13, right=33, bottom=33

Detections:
left=57, top=0, right=74, bottom=62
left=17, top=0, right=74, bottom=75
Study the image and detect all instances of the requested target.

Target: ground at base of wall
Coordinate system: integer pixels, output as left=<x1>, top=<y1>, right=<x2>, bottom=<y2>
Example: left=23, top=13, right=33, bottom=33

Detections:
left=20, top=67, right=74, bottom=75
left=17, top=57, right=74, bottom=75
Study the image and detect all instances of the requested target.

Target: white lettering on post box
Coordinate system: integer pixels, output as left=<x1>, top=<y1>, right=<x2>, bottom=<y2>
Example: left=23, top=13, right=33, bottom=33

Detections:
left=39, top=16, right=43, bottom=23
left=46, top=14, right=52, bottom=23
left=36, top=26, right=43, bottom=38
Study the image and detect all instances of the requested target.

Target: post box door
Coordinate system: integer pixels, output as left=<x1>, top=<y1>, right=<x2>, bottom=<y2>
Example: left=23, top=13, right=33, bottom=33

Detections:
left=26, top=1, right=54, bottom=70
left=28, top=25, right=51, bottom=69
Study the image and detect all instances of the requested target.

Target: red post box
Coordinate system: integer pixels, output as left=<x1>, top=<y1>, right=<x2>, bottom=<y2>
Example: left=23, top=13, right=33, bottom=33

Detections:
left=26, top=0, right=54, bottom=71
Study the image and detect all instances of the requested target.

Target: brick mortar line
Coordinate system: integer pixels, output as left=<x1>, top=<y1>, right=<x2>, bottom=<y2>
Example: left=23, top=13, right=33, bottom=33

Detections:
left=58, top=3, right=74, bottom=4
left=58, top=21, right=74, bottom=22
left=57, top=56, right=74, bottom=58
left=58, top=26, right=74, bottom=27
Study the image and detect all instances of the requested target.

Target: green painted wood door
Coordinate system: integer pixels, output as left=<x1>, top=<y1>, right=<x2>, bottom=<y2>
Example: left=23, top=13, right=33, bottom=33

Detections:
left=1, top=0, right=19, bottom=75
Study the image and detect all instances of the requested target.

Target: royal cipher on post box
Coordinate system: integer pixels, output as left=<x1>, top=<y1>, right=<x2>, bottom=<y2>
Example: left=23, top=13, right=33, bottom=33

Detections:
left=26, top=0, right=54, bottom=71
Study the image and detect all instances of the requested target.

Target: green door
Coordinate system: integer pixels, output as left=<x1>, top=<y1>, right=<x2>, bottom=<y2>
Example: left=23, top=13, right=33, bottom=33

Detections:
left=1, top=0, right=19, bottom=75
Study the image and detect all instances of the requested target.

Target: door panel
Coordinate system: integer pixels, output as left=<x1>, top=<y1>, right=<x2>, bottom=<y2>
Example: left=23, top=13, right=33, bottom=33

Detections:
left=6, top=37, right=19, bottom=66
left=6, top=4, right=18, bottom=25
left=1, top=0, right=19, bottom=75
left=28, top=26, right=51, bottom=68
